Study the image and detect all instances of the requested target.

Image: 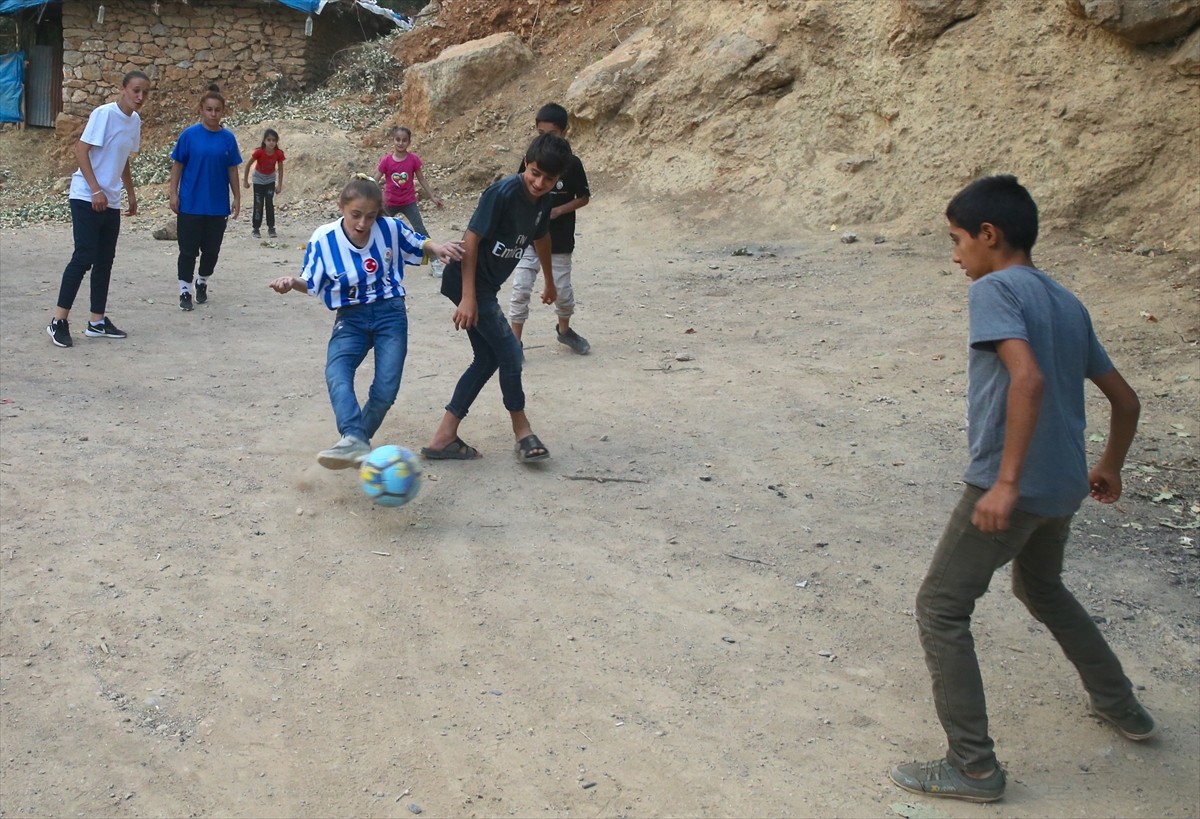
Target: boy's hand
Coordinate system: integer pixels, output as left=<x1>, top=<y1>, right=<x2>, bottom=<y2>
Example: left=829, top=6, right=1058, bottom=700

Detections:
left=541, top=282, right=557, bottom=305
left=453, top=301, right=478, bottom=330
left=243, top=179, right=250, bottom=189
left=1088, top=465, right=1123, bottom=503
left=269, top=276, right=295, bottom=293
left=971, top=481, right=1019, bottom=532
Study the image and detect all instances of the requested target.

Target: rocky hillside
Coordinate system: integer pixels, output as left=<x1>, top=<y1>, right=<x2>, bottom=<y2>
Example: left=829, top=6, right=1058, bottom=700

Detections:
left=394, top=0, right=1199, bottom=251
left=4, top=0, right=1198, bottom=252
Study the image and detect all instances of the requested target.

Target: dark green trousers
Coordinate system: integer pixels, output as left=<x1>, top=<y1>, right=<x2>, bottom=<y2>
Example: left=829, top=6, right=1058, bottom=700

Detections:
left=916, top=485, right=1135, bottom=773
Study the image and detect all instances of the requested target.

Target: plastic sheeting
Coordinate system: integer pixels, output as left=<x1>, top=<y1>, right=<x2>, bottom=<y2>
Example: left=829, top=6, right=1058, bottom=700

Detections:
left=0, top=0, right=61, bottom=13
left=0, top=51, right=23, bottom=122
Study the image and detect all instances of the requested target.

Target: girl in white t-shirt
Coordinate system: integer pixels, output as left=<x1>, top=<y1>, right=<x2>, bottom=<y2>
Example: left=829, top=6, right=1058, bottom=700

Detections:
left=47, top=70, right=149, bottom=347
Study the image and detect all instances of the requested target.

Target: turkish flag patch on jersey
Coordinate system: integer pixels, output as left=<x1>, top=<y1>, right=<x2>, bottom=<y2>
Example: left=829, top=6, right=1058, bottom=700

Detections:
left=363, top=258, right=378, bottom=274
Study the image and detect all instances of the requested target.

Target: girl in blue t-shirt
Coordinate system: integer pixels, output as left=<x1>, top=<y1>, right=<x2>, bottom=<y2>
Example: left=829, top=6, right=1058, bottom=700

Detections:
left=168, top=84, right=242, bottom=312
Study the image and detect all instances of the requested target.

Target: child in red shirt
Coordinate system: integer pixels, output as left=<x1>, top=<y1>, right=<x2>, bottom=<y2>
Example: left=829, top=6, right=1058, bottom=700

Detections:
left=243, top=128, right=285, bottom=238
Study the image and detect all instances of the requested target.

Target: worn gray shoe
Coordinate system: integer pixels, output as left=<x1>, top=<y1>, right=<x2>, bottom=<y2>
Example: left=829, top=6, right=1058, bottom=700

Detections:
left=889, top=758, right=1005, bottom=803
left=1090, top=697, right=1157, bottom=740
left=556, top=326, right=590, bottom=355
left=317, top=435, right=370, bottom=470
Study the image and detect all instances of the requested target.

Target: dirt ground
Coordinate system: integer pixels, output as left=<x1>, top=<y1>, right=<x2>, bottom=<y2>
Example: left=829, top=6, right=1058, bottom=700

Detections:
left=1, top=179, right=1198, bottom=816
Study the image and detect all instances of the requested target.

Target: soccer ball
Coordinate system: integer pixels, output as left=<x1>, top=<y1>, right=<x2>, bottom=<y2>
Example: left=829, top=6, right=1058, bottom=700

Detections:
left=359, top=445, right=422, bottom=507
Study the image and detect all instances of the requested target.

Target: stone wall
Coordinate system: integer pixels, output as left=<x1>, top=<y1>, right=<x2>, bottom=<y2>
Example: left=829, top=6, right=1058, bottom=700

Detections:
left=57, top=0, right=375, bottom=124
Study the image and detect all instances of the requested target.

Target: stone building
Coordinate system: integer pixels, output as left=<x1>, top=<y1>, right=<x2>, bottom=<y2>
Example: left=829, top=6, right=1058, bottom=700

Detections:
left=1, top=0, right=396, bottom=127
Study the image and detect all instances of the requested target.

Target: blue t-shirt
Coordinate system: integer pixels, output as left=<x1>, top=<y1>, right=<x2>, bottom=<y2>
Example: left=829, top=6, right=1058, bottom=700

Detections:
left=964, top=265, right=1114, bottom=517
left=440, top=173, right=552, bottom=304
left=171, top=124, right=242, bottom=216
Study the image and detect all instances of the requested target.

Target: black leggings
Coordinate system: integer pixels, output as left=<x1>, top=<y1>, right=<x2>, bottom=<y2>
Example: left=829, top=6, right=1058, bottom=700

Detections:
left=177, top=213, right=227, bottom=283
left=252, top=182, right=275, bottom=230
left=57, top=198, right=121, bottom=314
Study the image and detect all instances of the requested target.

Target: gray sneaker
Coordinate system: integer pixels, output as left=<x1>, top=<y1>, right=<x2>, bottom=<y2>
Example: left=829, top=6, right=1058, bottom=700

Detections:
left=1090, top=696, right=1157, bottom=740
left=889, top=758, right=1005, bottom=803
left=317, top=435, right=370, bottom=470
left=556, top=326, right=590, bottom=355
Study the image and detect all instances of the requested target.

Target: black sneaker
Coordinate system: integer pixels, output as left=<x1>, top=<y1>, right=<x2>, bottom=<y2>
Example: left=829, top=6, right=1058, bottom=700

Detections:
left=180, top=291, right=193, bottom=311
left=1090, top=696, right=1157, bottom=740
left=84, top=316, right=127, bottom=339
left=47, top=318, right=73, bottom=348
left=268, top=228, right=277, bottom=238
left=252, top=229, right=261, bottom=239
left=556, top=326, right=591, bottom=355
left=196, top=281, right=208, bottom=304
left=890, top=758, right=1005, bottom=803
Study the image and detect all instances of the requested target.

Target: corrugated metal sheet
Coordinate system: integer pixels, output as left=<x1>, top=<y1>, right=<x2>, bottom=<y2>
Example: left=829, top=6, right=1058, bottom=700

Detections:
left=26, top=43, right=58, bottom=127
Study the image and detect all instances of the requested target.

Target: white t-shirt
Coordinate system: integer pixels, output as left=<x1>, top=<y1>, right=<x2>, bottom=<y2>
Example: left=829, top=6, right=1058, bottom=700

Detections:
left=69, top=102, right=142, bottom=208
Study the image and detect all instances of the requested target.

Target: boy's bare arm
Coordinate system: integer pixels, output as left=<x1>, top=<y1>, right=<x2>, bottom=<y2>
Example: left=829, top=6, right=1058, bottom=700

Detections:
left=534, top=235, right=556, bottom=305
left=1088, top=368, right=1141, bottom=503
left=550, top=194, right=589, bottom=221
left=453, top=231, right=482, bottom=330
left=972, top=338, right=1045, bottom=533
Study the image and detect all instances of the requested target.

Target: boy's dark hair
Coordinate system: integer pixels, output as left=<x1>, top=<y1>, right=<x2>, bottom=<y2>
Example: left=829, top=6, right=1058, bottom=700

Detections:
left=534, top=102, right=569, bottom=131
left=945, top=174, right=1039, bottom=254
left=524, top=133, right=572, bottom=178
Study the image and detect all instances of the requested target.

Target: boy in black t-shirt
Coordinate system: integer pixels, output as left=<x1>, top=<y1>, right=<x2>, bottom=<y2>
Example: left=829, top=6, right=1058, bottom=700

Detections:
left=507, top=103, right=592, bottom=355
left=421, top=133, right=572, bottom=464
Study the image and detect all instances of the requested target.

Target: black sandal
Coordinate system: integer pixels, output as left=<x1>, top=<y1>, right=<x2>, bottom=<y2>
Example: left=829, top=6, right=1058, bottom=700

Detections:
left=514, top=434, right=550, bottom=463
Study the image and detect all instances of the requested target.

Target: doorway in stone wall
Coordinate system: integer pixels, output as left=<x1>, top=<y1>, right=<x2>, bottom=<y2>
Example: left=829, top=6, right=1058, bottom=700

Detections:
left=20, top=1, right=62, bottom=127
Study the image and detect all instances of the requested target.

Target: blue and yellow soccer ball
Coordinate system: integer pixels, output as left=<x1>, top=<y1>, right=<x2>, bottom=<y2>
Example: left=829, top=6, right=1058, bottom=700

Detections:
left=359, top=445, right=422, bottom=507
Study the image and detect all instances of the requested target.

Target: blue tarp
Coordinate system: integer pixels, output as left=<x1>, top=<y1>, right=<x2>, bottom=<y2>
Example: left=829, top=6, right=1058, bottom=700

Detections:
left=0, top=0, right=57, bottom=13
left=0, top=51, right=23, bottom=122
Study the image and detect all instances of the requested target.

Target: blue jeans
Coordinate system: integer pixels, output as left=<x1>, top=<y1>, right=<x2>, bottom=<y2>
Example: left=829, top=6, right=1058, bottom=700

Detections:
left=446, top=295, right=524, bottom=418
left=57, top=198, right=121, bottom=314
left=916, top=485, right=1135, bottom=773
left=325, top=298, right=408, bottom=443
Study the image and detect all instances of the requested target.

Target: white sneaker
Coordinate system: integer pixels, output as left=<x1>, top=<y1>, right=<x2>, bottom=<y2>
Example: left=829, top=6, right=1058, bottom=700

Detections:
left=317, top=436, right=370, bottom=470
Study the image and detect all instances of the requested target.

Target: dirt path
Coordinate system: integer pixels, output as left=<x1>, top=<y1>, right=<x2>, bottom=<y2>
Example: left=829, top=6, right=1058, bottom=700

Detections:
left=1, top=194, right=1197, bottom=817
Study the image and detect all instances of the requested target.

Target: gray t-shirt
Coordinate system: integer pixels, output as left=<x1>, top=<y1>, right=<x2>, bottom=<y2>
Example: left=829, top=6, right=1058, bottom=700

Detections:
left=964, top=265, right=1114, bottom=517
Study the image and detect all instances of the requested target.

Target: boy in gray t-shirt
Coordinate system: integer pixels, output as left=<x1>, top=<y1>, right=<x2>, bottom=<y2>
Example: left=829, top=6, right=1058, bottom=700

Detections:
left=889, top=175, right=1148, bottom=804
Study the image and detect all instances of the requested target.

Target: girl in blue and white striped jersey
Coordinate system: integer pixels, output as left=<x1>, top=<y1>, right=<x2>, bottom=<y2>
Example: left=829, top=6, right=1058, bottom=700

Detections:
left=269, top=176, right=462, bottom=470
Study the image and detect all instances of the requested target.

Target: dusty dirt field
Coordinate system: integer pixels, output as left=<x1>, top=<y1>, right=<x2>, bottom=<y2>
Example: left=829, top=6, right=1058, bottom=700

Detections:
left=1, top=186, right=1197, bottom=816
